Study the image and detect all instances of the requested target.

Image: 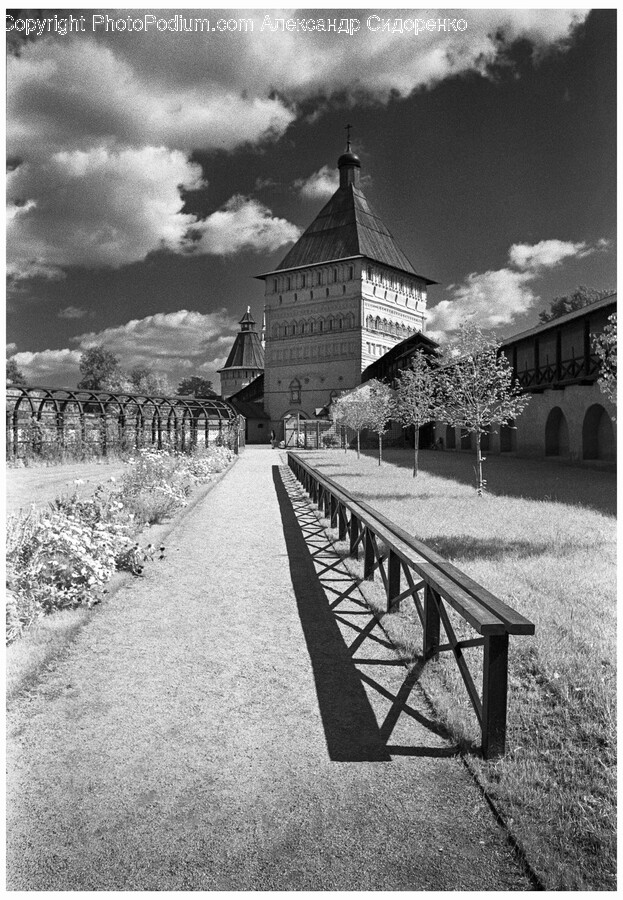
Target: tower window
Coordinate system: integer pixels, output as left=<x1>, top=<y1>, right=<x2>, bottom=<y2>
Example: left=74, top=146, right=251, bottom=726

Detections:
left=286, top=277, right=291, bottom=290
left=273, top=279, right=277, bottom=292
left=294, top=293, right=297, bottom=302
left=279, top=295, right=282, bottom=304
left=301, top=274, right=306, bottom=288
left=333, top=268, right=338, bottom=283
left=326, top=287, right=329, bottom=297
left=310, top=290, right=314, bottom=300
left=289, top=379, right=301, bottom=403
left=349, top=265, right=354, bottom=280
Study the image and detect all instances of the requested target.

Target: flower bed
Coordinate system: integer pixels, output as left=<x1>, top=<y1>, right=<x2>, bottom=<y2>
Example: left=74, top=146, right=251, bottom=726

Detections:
left=6, top=446, right=233, bottom=643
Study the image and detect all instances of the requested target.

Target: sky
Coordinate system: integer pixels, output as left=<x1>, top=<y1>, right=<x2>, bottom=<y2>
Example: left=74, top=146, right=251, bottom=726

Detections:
left=6, top=6, right=617, bottom=390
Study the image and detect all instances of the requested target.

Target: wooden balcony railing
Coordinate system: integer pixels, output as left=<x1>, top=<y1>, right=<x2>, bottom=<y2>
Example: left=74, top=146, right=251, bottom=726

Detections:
left=287, top=451, right=535, bottom=759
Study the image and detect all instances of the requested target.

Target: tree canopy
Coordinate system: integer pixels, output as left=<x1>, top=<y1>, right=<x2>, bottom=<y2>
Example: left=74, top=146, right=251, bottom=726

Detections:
left=435, top=324, right=530, bottom=494
left=6, top=358, right=26, bottom=386
left=538, top=286, right=613, bottom=324
left=394, top=350, right=439, bottom=476
left=593, top=313, right=617, bottom=411
left=77, top=347, right=122, bottom=391
left=177, top=376, right=216, bottom=398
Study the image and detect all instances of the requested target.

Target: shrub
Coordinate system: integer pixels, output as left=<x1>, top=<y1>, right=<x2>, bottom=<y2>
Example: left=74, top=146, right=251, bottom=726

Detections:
left=6, top=445, right=234, bottom=642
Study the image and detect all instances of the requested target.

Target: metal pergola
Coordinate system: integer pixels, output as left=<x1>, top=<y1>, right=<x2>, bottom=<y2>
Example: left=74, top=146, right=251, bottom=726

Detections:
left=6, top=385, right=245, bottom=458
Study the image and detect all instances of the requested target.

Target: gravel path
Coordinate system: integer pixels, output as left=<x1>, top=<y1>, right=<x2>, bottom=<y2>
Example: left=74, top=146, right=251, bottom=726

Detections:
left=7, top=447, right=531, bottom=890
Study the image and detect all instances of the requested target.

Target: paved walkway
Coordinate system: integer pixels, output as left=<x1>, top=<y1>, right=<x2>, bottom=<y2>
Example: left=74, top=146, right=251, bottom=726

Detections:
left=7, top=448, right=531, bottom=890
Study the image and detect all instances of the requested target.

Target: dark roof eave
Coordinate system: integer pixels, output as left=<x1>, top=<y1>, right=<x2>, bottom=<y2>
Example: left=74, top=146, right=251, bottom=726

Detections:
left=255, top=255, right=438, bottom=285
left=500, top=292, right=617, bottom=346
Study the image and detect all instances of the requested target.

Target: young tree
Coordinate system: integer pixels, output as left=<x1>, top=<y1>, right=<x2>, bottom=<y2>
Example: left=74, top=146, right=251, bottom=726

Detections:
left=364, top=379, right=394, bottom=466
left=394, top=350, right=439, bottom=477
left=177, top=376, right=216, bottom=398
left=77, top=347, right=122, bottom=390
left=6, top=357, right=26, bottom=386
left=436, top=324, right=530, bottom=495
left=593, top=313, right=616, bottom=410
left=332, top=389, right=371, bottom=459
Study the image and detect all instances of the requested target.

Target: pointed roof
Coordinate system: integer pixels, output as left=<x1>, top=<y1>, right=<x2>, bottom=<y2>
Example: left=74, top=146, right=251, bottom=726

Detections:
left=257, top=148, right=436, bottom=283
left=219, top=309, right=265, bottom=371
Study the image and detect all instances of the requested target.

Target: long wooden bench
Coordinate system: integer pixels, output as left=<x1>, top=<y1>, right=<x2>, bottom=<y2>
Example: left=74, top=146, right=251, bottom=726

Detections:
left=287, top=451, right=535, bottom=759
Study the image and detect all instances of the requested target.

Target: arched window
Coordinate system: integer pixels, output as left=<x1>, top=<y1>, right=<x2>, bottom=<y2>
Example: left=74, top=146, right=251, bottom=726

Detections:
left=317, top=271, right=323, bottom=286
left=333, top=268, right=338, bottom=283
left=367, top=266, right=372, bottom=281
left=301, top=274, right=306, bottom=288
left=294, top=293, right=297, bottom=302
left=289, top=378, right=301, bottom=403
left=284, top=324, right=288, bottom=337
left=273, top=279, right=277, bottom=292
left=292, top=323, right=297, bottom=335
left=310, top=290, right=314, bottom=300
left=349, top=265, right=354, bottom=280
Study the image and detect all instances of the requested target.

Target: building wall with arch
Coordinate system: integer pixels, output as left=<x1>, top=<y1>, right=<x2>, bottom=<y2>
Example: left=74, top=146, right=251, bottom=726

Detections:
left=434, top=383, right=615, bottom=462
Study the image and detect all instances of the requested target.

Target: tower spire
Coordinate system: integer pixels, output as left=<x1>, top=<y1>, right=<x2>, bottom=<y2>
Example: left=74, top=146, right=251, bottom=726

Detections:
left=345, top=123, right=352, bottom=152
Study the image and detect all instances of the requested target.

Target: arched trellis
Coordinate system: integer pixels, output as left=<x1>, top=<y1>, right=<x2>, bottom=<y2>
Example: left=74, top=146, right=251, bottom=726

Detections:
left=6, top=386, right=245, bottom=459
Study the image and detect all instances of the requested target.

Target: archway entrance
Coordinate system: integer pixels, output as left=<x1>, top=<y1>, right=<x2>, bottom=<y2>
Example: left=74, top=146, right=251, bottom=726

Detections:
left=545, top=407, right=569, bottom=456
left=582, top=404, right=615, bottom=460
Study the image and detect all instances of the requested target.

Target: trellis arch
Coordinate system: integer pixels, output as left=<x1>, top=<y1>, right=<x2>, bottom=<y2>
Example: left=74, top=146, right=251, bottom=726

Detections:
left=6, top=385, right=243, bottom=458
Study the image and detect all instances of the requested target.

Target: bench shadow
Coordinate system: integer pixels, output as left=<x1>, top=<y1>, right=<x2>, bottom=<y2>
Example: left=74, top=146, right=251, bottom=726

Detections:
left=273, top=465, right=391, bottom=762
left=272, top=465, right=457, bottom=762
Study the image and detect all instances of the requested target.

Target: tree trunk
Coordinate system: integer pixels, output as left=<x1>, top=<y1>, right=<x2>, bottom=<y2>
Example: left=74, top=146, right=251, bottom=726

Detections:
left=378, top=432, right=383, bottom=466
left=475, top=430, right=485, bottom=496
left=413, top=426, right=419, bottom=477
left=343, top=425, right=347, bottom=453
left=357, top=429, right=360, bottom=459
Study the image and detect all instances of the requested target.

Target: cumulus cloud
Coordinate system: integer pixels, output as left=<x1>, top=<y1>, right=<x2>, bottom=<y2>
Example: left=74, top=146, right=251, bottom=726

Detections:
left=11, top=348, right=82, bottom=386
left=58, top=306, right=89, bottom=319
left=7, top=147, right=204, bottom=279
left=508, top=239, right=599, bottom=270
left=190, top=196, right=301, bottom=255
left=6, top=10, right=588, bottom=280
left=75, top=309, right=238, bottom=370
left=427, top=236, right=608, bottom=339
left=294, top=165, right=339, bottom=201
left=12, top=309, right=241, bottom=387
left=7, top=148, right=298, bottom=279
left=7, top=37, right=295, bottom=159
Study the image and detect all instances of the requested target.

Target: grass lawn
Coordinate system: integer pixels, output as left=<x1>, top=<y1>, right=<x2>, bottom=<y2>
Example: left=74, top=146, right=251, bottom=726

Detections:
left=304, top=446, right=616, bottom=891
left=6, top=459, right=130, bottom=516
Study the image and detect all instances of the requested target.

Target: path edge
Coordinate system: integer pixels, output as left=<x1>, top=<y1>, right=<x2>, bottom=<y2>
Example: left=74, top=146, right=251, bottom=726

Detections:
left=6, top=456, right=239, bottom=707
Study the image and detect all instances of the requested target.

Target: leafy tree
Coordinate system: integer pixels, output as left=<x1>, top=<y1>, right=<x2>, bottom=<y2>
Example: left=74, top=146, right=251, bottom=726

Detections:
left=332, top=390, right=371, bottom=459
left=538, top=286, right=613, bottom=324
left=6, top=357, right=26, bottom=386
left=435, top=324, right=530, bottom=496
left=593, top=313, right=617, bottom=411
left=130, top=367, right=173, bottom=395
left=363, top=379, right=394, bottom=466
left=177, top=376, right=216, bottom=398
left=394, top=350, right=439, bottom=477
left=77, top=347, right=122, bottom=390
